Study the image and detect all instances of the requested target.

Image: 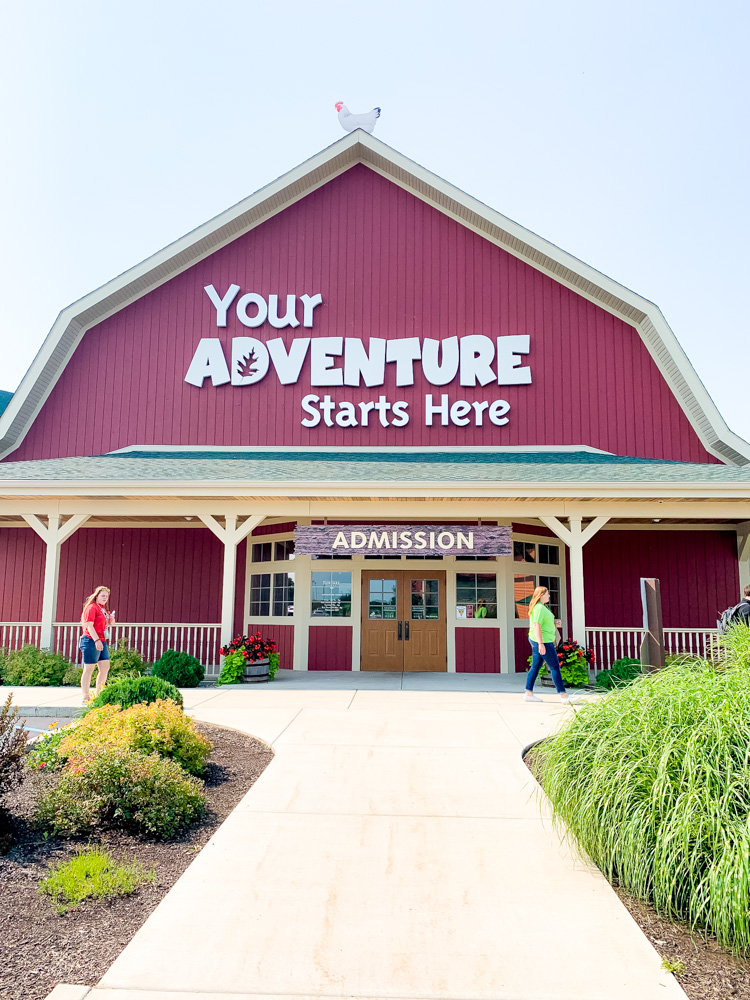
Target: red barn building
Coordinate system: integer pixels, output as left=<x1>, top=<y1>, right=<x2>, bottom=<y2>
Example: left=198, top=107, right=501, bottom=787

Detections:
left=1, top=132, right=748, bottom=675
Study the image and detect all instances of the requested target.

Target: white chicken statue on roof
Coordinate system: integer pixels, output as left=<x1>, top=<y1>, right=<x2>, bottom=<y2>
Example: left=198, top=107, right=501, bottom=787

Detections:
left=335, top=101, right=381, bottom=134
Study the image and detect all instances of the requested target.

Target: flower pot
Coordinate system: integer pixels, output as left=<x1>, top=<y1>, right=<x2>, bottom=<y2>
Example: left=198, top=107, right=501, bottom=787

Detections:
left=243, top=657, right=270, bottom=683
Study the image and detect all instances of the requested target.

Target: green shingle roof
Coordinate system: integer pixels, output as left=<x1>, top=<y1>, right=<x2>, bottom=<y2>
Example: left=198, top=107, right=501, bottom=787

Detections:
left=0, top=451, right=749, bottom=484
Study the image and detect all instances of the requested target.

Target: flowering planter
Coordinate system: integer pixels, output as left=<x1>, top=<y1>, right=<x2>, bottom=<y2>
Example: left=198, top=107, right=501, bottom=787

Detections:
left=243, top=657, right=270, bottom=683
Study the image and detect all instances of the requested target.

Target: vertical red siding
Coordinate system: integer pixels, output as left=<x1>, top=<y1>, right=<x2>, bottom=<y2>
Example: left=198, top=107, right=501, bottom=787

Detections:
left=6, top=165, right=716, bottom=464
left=455, top=628, right=501, bottom=673
left=307, top=625, right=352, bottom=671
left=0, top=529, right=46, bottom=621
left=584, top=530, right=738, bottom=628
left=56, top=528, right=222, bottom=623
left=246, top=622, right=294, bottom=670
left=514, top=629, right=531, bottom=673
left=251, top=522, right=296, bottom=537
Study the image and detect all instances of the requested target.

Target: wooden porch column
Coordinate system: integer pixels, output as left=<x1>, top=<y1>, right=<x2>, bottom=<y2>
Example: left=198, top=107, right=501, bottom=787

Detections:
left=22, top=513, right=90, bottom=649
left=539, top=516, right=610, bottom=645
left=198, top=514, right=265, bottom=648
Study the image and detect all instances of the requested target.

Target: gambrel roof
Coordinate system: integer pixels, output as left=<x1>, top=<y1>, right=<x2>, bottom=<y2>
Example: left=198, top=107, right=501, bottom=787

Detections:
left=1, top=131, right=747, bottom=465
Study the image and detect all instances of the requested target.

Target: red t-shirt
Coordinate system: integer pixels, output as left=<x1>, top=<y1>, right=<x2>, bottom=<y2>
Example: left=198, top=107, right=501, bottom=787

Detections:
left=83, top=603, right=107, bottom=641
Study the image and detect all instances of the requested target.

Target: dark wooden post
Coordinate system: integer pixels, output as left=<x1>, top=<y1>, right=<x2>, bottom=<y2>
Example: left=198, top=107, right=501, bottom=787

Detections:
left=640, top=577, right=666, bottom=672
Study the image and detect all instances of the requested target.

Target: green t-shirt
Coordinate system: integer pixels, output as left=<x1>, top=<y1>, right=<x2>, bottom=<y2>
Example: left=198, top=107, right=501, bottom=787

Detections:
left=528, top=602, right=556, bottom=643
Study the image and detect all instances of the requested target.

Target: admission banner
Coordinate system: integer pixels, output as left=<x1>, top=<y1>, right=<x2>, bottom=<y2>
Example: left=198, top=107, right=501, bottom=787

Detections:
left=295, top=524, right=512, bottom=557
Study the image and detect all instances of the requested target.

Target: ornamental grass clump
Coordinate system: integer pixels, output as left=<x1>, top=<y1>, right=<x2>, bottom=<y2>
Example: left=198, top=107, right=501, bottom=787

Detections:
left=535, top=624, right=750, bottom=956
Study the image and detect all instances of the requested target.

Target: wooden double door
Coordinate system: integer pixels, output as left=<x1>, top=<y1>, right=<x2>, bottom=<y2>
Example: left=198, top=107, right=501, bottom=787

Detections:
left=361, top=570, right=447, bottom=671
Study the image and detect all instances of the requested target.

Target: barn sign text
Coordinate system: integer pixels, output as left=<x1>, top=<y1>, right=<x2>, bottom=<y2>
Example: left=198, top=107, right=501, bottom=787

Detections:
left=295, top=524, right=513, bottom=557
left=184, top=286, right=532, bottom=428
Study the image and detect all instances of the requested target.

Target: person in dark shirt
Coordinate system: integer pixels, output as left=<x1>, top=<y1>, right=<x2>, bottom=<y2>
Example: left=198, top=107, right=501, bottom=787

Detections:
left=737, top=584, right=750, bottom=625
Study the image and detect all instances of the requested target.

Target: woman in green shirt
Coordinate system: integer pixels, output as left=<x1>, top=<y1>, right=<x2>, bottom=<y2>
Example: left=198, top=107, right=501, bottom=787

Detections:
left=525, top=585, right=575, bottom=704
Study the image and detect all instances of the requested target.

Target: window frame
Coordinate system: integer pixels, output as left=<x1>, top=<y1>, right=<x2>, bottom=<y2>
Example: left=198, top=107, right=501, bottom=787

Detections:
left=511, top=531, right=567, bottom=630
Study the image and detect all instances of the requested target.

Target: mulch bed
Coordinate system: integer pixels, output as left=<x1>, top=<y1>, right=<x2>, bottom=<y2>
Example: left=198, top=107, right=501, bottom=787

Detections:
left=524, top=748, right=750, bottom=1000
left=0, top=722, right=274, bottom=1000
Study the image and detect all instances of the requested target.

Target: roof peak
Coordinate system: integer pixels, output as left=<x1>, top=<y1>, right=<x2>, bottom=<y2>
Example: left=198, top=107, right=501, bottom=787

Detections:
left=0, top=131, right=748, bottom=466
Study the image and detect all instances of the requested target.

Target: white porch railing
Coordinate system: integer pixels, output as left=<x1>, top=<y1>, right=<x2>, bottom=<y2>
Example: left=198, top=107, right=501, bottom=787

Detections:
left=0, top=622, right=42, bottom=652
left=586, top=627, right=720, bottom=671
left=53, top=623, right=223, bottom=671
left=664, top=628, right=720, bottom=660
left=1, top=621, right=222, bottom=674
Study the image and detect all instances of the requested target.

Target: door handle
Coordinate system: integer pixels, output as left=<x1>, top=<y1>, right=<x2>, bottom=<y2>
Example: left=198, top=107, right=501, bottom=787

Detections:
left=405, top=621, right=410, bottom=641
left=397, top=620, right=403, bottom=641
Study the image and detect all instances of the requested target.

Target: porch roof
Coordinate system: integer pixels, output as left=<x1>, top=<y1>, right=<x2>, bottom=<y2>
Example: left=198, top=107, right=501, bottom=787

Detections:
left=1, top=450, right=750, bottom=488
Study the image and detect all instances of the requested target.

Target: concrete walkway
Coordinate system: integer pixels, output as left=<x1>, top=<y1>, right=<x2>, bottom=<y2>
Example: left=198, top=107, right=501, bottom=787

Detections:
left=13, top=675, right=686, bottom=1000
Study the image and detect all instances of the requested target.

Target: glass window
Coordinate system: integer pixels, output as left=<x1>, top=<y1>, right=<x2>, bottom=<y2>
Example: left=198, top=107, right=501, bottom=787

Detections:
left=311, top=571, right=352, bottom=618
left=455, top=555, right=496, bottom=562
left=252, top=542, right=272, bottom=563
left=272, top=572, right=294, bottom=616
left=514, top=574, right=561, bottom=620
left=538, top=544, right=559, bottom=565
left=274, top=539, right=295, bottom=561
left=539, top=575, right=561, bottom=619
left=368, top=578, right=398, bottom=619
left=513, top=574, right=535, bottom=620
left=514, top=540, right=560, bottom=565
left=411, top=579, right=440, bottom=620
left=405, top=555, right=443, bottom=560
left=513, top=541, right=536, bottom=563
left=456, top=573, right=497, bottom=619
left=249, top=573, right=271, bottom=617
left=313, top=554, right=352, bottom=560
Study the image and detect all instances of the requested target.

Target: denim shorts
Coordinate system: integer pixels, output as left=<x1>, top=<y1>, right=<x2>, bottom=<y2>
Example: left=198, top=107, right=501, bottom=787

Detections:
left=79, top=636, right=110, bottom=664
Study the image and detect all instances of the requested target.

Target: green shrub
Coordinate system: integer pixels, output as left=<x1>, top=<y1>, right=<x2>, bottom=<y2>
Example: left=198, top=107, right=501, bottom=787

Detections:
left=268, top=651, right=279, bottom=680
left=595, top=656, right=642, bottom=690
left=39, top=847, right=155, bottom=913
left=26, top=725, right=69, bottom=771
left=61, top=663, right=83, bottom=686
left=0, top=694, right=28, bottom=794
left=35, top=747, right=205, bottom=839
left=88, top=675, right=183, bottom=711
left=108, top=638, right=148, bottom=679
left=217, top=650, right=244, bottom=686
left=535, top=632, right=750, bottom=956
left=59, top=701, right=212, bottom=775
left=1, top=645, right=70, bottom=686
left=152, top=649, right=204, bottom=688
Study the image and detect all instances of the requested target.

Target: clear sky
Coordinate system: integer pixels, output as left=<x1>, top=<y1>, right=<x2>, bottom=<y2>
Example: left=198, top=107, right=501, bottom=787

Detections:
left=1, top=0, right=748, bottom=443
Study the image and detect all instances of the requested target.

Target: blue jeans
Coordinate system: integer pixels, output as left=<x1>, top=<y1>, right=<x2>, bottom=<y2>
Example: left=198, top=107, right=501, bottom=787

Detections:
left=527, top=639, right=566, bottom=694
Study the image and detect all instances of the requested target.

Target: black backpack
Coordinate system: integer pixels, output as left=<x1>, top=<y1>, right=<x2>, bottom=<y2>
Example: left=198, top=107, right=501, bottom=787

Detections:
left=718, top=602, right=749, bottom=634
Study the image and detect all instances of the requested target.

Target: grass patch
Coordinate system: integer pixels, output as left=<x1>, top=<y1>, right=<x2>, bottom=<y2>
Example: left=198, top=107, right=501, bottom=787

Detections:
left=534, top=625, right=750, bottom=956
left=39, top=847, right=155, bottom=913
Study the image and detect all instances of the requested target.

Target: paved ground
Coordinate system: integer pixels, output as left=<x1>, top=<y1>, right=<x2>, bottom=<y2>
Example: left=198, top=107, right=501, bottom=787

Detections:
left=9, top=675, right=686, bottom=1000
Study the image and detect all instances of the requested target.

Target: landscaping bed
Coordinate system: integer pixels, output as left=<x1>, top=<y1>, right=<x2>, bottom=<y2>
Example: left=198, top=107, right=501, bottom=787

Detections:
left=0, top=721, right=273, bottom=1000
left=525, top=744, right=750, bottom=1000
left=524, top=626, right=750, bottom=1000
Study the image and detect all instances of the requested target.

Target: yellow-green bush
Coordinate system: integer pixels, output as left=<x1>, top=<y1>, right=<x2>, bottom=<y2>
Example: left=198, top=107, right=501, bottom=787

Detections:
left=58, top=700, right=212, bottom=775
left=35, top=747, right=206, bottom=838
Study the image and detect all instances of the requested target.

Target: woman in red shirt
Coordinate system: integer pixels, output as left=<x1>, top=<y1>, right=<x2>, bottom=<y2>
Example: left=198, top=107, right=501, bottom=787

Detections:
left=79, top=585, right=115, bottom=704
